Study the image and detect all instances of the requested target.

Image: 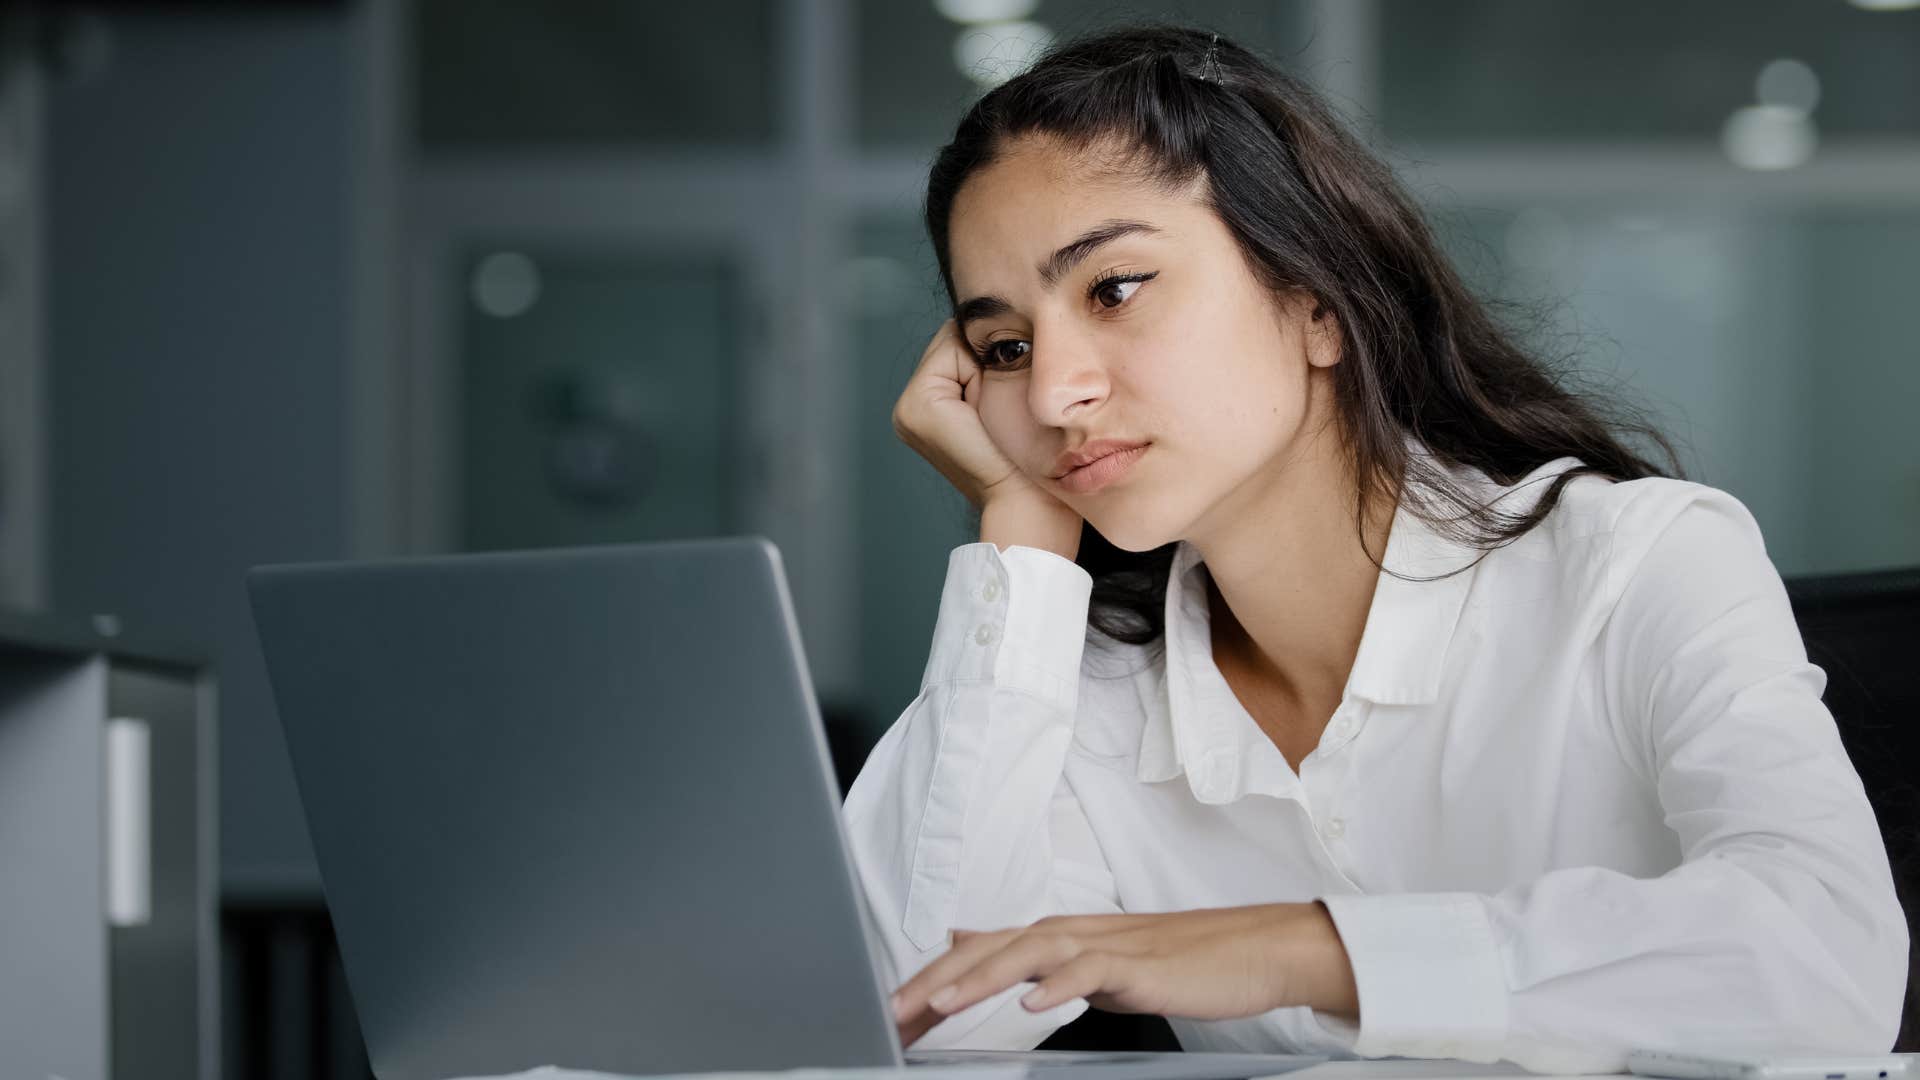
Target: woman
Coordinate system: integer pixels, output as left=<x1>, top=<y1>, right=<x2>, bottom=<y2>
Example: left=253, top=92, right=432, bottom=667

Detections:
left=843, top=24, right=1905, bottom=1073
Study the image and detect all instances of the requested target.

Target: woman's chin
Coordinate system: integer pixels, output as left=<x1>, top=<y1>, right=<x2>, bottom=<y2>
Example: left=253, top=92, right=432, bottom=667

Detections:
left=1086, top=512, right=1178, bottom=555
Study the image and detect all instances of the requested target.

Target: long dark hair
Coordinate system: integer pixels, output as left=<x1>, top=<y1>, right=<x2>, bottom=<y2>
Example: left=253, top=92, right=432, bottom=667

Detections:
left=923, top=24, right=1681, bottom=646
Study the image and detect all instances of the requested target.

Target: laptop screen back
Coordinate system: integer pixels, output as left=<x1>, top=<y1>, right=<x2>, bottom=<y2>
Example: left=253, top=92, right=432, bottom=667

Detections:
left=248, top=538, right=902, bottom=1079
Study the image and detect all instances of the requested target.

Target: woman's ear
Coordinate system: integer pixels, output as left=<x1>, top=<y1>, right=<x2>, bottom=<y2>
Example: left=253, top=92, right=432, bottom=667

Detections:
left=1305, top=301, right=1342, bottom=369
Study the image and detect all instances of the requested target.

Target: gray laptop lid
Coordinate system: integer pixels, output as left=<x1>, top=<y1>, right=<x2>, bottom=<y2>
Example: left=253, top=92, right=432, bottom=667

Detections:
left=248, top=537, right=903, bottom=1079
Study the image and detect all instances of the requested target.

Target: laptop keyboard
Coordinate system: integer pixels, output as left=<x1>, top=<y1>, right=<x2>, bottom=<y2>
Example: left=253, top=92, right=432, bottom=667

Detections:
left=908, top=1050, right=1169, bottom=1066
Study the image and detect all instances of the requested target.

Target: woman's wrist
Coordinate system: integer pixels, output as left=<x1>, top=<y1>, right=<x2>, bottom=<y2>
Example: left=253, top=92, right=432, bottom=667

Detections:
left=980, top=492, right=1082, bottom=562
left=1268, top=901, right=1361, bottom=1021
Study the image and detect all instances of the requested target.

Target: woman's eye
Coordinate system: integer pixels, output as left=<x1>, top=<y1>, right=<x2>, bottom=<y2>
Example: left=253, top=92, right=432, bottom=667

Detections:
left=1093, top=278, right=1140, bottom=308
left=977, top=339, right=1031, bottom=369
left=1090, top=270, right=1157, bottom=309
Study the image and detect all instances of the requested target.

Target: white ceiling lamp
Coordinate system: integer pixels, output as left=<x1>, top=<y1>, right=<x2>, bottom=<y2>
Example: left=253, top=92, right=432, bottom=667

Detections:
left=934, top=0, right=1039, bottom=23
left=953, top=20, right=1054, bottom=88
left=1846, top=0, right=1920, bottom=11
left=1723, top=58, right=1822, bottom=171
left=1722, top=105, right=1818, bottom=171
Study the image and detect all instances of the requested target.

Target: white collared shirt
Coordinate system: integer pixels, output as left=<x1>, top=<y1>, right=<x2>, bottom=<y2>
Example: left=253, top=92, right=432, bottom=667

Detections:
left=841, top=455, right=1907, bottom=1073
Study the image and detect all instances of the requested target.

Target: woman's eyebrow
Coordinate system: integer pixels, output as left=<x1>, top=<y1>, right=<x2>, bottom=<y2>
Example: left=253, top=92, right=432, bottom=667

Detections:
left=1037, top=218, right=1161, bottom=288
left=953, top=218, right=1161, bottom=333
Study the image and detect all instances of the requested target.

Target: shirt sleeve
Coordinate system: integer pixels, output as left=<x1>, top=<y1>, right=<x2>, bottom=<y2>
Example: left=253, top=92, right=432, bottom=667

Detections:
left=842, top=542, right=1124, bottom=1051
left=1316, top=486, right=1909, bottom=1074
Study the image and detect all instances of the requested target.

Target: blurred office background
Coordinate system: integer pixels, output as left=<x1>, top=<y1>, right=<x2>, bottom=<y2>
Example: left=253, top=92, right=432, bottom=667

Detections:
left=1, top=0, right=1917, bottom=1077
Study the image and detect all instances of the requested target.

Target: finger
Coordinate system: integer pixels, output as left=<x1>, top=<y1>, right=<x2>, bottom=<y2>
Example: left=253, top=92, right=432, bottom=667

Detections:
left=925, top=932, right=1084, bottom=1019
left=899, top=1008, right=945, bottom=1049
left=909, top=318, right=962, bottom=388
left=937, top=320, right=980, bottom=399
left=890, top=928, right=1018, bottom=1028
left=931, top=318, right=966, bottom=380
left=1021, top=950, right=1129, bottom=1013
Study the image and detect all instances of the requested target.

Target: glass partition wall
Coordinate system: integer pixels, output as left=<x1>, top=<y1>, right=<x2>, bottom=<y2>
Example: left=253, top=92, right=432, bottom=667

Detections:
left=405, top=0, right=1920, bottom=739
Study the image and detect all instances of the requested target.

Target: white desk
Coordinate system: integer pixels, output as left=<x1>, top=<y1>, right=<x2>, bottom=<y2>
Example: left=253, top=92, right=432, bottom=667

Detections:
left=450, top=1058, right=1596, bottom=1080
left=450, top=1054, right=1920, bottom=1080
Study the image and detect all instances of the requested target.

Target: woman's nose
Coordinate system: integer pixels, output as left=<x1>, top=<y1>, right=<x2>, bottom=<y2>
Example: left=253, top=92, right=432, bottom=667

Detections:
left=1027, top=332, right=1110, bottom=424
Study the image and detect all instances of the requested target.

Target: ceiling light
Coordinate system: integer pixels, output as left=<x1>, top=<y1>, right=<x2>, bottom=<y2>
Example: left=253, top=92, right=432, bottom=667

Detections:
left=934, top=0, right=1039, bottom=23
left=1721, top=105, right=1818, bottom=171
left=953, top=20, right=1054, bottom=88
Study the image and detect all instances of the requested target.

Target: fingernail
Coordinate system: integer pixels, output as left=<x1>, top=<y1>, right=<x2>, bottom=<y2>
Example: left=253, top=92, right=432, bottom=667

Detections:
left=928, top=986, right=957, bottom=1012
left=891, top=993, right=907, bottom=1021
left=1022, top=988, right=1047, bottom=1010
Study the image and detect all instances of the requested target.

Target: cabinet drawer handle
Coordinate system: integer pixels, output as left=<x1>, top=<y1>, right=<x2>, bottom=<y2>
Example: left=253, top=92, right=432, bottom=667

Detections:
left=105, top=717, right=150, bottom=928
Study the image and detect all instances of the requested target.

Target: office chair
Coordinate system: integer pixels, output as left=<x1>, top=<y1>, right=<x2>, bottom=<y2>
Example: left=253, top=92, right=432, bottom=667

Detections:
left=1787, top=566, right=1920, bottom=1052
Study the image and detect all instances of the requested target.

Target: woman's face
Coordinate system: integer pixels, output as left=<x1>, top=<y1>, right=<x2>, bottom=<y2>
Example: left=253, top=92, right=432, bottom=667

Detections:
left=946, top=135, right=1341, bottom=552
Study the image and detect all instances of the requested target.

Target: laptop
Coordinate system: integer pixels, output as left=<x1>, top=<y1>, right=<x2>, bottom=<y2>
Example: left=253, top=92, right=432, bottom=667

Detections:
left=248, top=537, right=1326, bottom=1080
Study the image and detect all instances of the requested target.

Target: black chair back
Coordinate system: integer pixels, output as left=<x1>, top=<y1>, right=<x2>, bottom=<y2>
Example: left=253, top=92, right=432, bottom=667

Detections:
left=1788, top=567, right=1920, bottom=1051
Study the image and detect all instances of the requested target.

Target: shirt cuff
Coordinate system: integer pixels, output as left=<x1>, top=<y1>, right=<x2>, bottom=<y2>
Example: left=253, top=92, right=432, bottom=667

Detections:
left=920, top=542, right=1093, bottom=711
left=1301, top=1008, right=1361, bottom=1053
left=1318, top=892, right=1511, bottom=1061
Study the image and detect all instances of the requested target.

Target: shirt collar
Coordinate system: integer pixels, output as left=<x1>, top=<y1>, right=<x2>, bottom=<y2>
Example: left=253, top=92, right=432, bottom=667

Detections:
left=1135, top=446, right=1562, bottom=797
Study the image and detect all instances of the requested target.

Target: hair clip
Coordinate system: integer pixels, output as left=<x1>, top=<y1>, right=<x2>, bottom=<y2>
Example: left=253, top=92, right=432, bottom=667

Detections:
left=1199, top=32, right=1222, bottom=83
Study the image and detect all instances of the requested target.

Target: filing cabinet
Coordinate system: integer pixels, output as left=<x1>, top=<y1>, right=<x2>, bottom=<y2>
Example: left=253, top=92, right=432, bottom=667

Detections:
left=0, top=610, right=217, bottom=1080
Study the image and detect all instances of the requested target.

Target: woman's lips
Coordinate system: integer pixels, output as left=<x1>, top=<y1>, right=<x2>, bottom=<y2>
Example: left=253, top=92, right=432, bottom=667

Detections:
left=1057, top=444, right=1149, bottom=495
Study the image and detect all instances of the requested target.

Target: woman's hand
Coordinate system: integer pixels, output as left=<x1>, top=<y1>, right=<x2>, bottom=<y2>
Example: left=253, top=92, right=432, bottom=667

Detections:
left=892, top=318, right=1077, bottom=505
left=888, top=903, right=1360, bottom=1048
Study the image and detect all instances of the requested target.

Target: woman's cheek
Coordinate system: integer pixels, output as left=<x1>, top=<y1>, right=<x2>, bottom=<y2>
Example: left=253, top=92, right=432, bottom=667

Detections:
left=989, top=418, right=1044, bottom=483
left=975, top=395, right=1016, bottom=449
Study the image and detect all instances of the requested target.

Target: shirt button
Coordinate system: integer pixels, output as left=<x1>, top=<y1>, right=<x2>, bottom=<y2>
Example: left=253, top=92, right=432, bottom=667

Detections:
left=1323, top=816, right=1346, bottom=841
left=974, top=623, right=1000, bottom=646
left=1330, top=715, right=1353, bottom=738
left=981, top=579, right=1001, bottom=602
